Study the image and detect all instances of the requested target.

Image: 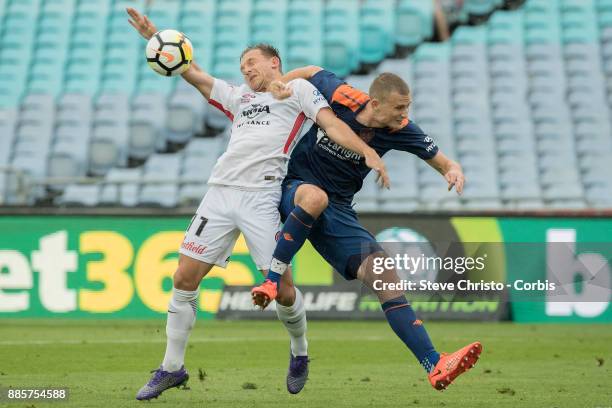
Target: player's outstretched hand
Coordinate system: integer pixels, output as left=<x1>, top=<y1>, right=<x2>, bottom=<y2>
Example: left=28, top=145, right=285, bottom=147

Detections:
left=127, top=7, right=158, bottom=40
left=445, top=168, right=464, bottom=194
left=269, top=80, right=293, bottom=100
left=364, top=151, right=390, bottom=189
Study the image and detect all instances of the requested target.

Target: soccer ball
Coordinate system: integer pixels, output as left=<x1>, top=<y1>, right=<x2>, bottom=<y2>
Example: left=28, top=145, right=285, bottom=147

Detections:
left=146, top=29, right=193, bottom=77
left=375, top=227, right=439, bottom=282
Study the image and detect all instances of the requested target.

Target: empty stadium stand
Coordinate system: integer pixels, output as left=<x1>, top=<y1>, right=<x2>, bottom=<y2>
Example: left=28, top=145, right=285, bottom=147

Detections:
left=1, top=0, right=610, bottom=211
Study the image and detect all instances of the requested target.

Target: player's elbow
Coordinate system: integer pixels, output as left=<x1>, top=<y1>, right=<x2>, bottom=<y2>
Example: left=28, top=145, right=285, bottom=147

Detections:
left=306, top=65, right=323, bottom=77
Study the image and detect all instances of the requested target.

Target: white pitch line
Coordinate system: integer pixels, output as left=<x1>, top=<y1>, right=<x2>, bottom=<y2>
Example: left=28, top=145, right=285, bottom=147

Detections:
left=0, top=336, right=390, bottom=346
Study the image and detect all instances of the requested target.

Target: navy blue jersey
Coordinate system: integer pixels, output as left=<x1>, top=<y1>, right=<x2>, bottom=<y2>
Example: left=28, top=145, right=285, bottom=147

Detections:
left=286, top=70, right=439, bottom=204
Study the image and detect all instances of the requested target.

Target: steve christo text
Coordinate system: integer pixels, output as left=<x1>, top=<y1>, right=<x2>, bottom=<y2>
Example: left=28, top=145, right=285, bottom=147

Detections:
left=372, top=279, right=557, bottom=292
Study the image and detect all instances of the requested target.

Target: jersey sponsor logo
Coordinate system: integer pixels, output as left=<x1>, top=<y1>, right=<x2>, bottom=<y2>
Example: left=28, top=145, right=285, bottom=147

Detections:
left=181, top=241, right=207, bottom=255
left=240, top=93, right=257, bottom=104
left=242, top=103, right=270, bottom=119
left=312, top=89, right=326, bottom=105
left=424, top=136, right=437, bottom=152
left=237, top=104, right=272, bottom=127
left=316, top=128, right=363, bottom=164
left=236, top=119, right=271, bottom=128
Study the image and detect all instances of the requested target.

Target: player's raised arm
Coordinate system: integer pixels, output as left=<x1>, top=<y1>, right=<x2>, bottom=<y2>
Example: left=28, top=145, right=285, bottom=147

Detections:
left=281, top=65, right=323, bottom=83
left=269, top=66, right=323, bottom=100
left=426, top=151, right=465, bottom=194
left=316, top=108, right=390, bottom=188
left=127, top=7, right=214, bottom=99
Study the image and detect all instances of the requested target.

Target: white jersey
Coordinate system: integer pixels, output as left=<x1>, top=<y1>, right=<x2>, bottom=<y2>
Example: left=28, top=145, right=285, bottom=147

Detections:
left=207, top=78, right=329, bottom=189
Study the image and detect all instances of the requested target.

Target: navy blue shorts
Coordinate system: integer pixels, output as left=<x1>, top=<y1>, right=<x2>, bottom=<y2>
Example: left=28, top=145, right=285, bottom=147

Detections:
left=280, top=179, right=383, bottom=280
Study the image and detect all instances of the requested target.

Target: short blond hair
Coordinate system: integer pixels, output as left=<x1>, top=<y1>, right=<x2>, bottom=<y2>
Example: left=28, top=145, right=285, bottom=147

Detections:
left=369, top=73, right=410, bottom=101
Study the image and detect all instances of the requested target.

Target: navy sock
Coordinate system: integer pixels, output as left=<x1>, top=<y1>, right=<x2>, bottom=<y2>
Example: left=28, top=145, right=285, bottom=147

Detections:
left=382, top=296, right=440, bottom=373
left=267, top=270, right=282, bottom=285
left=267, top=206, right=315, bottom=286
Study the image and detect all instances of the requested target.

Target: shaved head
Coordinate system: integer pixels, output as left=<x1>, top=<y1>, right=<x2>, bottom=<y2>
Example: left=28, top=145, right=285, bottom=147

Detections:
left=369, top=73, right=410, bottom=102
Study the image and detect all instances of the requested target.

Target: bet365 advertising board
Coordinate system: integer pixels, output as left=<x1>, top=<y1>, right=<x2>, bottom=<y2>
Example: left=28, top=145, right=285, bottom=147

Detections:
left=0, top=214, right=610, bottom=322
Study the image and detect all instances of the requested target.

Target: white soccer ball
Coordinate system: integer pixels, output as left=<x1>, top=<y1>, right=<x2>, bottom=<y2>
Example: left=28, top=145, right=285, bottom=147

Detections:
left=146, top=29, right=193, bottom=77
left=375, top=227, right=439, bottom=282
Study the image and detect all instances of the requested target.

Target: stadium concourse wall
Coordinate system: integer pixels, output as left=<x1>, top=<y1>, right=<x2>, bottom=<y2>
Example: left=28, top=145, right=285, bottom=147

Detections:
left=0, top=208, right=610, bottom=323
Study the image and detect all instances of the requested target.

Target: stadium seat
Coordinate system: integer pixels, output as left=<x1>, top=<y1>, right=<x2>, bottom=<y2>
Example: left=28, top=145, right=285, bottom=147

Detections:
left=359, top=0, right=395, bottom=63
left=56, top=184, right=100, bottom=207
left=89, top=124, right=130, bottom=176
left=286, top=27, right=323, bottom=71
left=178, top=183, right=208, bottom=207
left=48, top=126, right=91, bottom=184
left=182, top=152, right=217, bottom=182
left=396, top=0, right=433, bottom=47
left=464, top=0, right=501, bottom=17
left=137, top=153, right=181, bottom=207
left=5, top=154, right=48, bottom=204
left=129, top=93, right=167, bottom=159
left=99, top=168, right=142, bottom=207
left=251, top=0, right=288, bottom=56
left=376, top=58, right=413, bottom=84
left=139, top=184, right=179, bottom=207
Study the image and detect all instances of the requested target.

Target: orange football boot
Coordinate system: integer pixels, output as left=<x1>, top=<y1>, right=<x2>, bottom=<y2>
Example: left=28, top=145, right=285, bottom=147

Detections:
left=428, top=341, right=482, bottom=390
left=251, top=279, right=278, bottom=309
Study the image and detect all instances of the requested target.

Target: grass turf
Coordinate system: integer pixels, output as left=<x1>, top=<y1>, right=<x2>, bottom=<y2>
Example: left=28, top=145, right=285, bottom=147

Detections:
left=0, top=320, right=610, bottom=408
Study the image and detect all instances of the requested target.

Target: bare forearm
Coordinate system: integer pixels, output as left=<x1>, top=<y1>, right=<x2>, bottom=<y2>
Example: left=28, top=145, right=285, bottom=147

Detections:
left=427, top=151, right=465, bottom=193
left=181, top=61, right=214, bottom=100
left=427, top=152, right=460, bottom=175
left=280, top=65, right=323, bottom=83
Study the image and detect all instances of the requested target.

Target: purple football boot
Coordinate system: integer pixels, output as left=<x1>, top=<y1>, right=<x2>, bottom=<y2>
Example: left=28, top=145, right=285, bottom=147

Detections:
left=287, top=353, right=309, bottom=394
left=136, top=366, right=189, bottom=400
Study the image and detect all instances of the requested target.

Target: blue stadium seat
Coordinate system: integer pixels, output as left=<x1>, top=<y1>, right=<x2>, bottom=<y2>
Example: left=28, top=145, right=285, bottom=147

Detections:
left=182, top=154, right=217, bottom=184
left=287, top=1, right=323, bottom=71
left=359, top=0, right=395, bottom=63
left=56, top=184, right=101, bottom=207
left=138, top=153, right=181, bottom=207
left=251, top=0, right=288, bottom=56
left=100, top=168, right=141, bottom=207
left=323, top=1, right=359, bottom=74
left=129, top=94, right=167, bottom=159
left=463, top=0, right=501, bottom=17
left=178, top=183, right=208, bottom=206
left=452, top=26, right=488, bottom=45
left=145, top=0, right=181, bottom=32
left=396, top=0, right=433, bottom=47
left=166, top=90, right=206, bottom=143
left=89, top=124, right=130, bottom=176
left=48, top=135, right=90, bottom=184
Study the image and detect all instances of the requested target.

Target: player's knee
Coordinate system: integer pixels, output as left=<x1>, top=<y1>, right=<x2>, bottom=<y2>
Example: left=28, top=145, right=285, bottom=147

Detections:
left=295, top=185, right=328, bottom=217
left=276, top=282, right=296, bottom=307
left=356, top=252, right=405, bottom=303
left=173, top=256, right=209, bottom=291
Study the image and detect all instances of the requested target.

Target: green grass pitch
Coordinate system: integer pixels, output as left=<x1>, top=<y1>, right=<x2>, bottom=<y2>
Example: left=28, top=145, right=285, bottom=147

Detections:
left=0, top=320, right=610, bottom=408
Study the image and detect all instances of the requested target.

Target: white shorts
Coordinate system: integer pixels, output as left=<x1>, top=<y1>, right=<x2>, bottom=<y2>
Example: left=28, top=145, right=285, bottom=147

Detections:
left=179, top=185, right=281, bottom=270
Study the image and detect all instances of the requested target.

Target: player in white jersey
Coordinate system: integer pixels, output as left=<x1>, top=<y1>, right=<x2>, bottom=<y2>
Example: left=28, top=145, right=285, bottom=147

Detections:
left=126, top=8, right=390, bottom=400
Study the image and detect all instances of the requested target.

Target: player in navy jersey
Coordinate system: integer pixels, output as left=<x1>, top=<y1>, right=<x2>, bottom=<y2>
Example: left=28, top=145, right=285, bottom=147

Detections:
left=252, top=67, right=481, bottom=391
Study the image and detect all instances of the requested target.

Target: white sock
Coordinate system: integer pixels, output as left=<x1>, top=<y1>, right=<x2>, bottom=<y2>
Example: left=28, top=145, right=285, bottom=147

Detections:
left=162, top=288, right=198, bottom=372
left=270, top=258, right=289, bottom=275
left=276, top=287, right=308, bottom=356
